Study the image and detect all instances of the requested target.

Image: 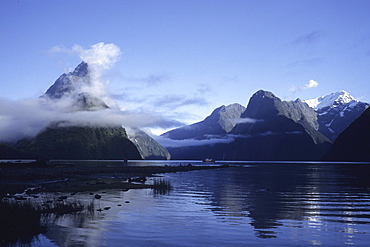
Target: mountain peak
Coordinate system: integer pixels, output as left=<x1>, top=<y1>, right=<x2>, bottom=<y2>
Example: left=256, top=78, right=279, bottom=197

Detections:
left=73, top=61, right=89, bottom=77
left=43, top=61, right=90, bottom=99
left=304, top=90, right=358, bottom=110
left=253, top=89, right=277, bottom=99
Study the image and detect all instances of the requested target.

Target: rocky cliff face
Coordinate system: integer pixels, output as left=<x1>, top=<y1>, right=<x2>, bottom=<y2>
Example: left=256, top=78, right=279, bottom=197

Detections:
left=323, top=107, right=370, bottom=162
left=162, top=103, right=245, bottom=140
left=129, top=128, right=171, bottom=160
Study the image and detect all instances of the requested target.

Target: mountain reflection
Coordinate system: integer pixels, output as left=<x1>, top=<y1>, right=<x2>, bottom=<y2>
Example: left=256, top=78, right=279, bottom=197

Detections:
left=191, top=164, right=370, bottom=239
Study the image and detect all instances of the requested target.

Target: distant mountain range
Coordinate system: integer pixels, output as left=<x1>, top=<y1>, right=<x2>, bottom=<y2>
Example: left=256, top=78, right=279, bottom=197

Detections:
left=160, top=89, right=369, bottom=161
left=1, top=60, right=368, bottom=161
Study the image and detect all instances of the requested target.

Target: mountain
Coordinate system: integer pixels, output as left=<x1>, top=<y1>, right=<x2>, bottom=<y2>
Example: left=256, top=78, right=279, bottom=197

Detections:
left=16, top=123, right=142, bottom=160
left=42, top=61, right=109, bottom=110
left=162, top=103, right=245, bottom=140
left=323, top=107, right=370, bottom=161
left=304, top=91, right=369, bottom=142
left=129, top=128, right=171, bottom=160
left=162, top=90, right=330, bottom=160
left=0, top=143, right=33, bottom=159
left=20, top=61, right=170, bottom=160
left=229, top=90, right=331, bottom=160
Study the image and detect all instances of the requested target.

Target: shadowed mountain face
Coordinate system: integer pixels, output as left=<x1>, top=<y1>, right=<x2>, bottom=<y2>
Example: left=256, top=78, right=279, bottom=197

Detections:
left=16, top=124, right=142, bottom=160
left=163, top=90, right=331, bottom=160
left=228, top=90, right=331, bottom=160
left=323, top=107, right=370, bottom=162
left=162, top=103, right=245, bottom=140
left=232, top=90, right=330, bottom=146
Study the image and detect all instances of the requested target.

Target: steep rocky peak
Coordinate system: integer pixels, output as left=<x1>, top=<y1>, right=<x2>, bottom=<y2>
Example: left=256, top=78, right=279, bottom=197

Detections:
left=72, top=61, right=89, bottom=77
left=242, top=90, right=281, bottom=119
left=43, top=61, right=90, bottom=99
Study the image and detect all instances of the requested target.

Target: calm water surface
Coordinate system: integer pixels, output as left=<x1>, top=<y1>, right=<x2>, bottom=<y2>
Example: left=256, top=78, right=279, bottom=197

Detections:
left=31, top=162, right=370, bottom=246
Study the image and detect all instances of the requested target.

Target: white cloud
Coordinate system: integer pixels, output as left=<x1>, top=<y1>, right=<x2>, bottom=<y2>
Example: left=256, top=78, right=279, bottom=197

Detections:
left=290, top=79, right=319, bottom=93
left=302, top=79, right=319, bottom=89
left=232, top=117, right=262, bottom=124
left=154, top=135, right=236, bottom=148
left=72, top=42, right=121, bottom=70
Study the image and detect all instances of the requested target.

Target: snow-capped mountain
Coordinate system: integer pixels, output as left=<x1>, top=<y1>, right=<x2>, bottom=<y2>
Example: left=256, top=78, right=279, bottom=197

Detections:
left=304, top=90, right=357, bottom=110
left=304, top=91, right=369, bottom=141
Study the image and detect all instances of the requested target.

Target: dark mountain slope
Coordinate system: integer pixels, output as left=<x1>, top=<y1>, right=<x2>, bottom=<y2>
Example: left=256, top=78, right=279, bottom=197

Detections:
left=17, top=124, right=142, bottom=160
left=323, top=107, right=370, bottom=162
left=0, top=143, right=33, bottom=159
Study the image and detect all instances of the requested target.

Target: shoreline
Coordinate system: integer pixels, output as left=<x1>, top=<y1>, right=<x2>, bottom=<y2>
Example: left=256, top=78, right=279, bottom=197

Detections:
left=0, top=162, right=226, bottom=197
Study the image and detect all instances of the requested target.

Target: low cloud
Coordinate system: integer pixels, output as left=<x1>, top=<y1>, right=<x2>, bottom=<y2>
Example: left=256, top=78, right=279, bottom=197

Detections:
left=154, top=135, right=236, bottom=148
left=0, top=97, right=182, bottom=143
left=155, top=131, right=304, bottom=148
left=232, top=117, right=262, bottom=124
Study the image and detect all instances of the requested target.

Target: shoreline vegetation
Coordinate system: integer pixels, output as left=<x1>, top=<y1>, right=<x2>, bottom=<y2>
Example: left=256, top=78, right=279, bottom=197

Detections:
left=0, top=160, right=225, bottom=245
left=0, top=160, right=225, bottom=197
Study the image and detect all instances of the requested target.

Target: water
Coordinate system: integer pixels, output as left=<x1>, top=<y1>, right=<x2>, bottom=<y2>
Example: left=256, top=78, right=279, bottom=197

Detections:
left=19, top=162, right=370, bottom=246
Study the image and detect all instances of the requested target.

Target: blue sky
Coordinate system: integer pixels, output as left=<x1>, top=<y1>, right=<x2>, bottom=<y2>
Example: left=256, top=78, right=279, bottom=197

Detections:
left=1, top=0, right=370, bottom=134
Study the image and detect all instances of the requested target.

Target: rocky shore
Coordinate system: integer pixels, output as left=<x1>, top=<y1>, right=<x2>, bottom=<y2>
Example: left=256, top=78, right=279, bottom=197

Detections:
left=0, top=161, right=225, bottom=197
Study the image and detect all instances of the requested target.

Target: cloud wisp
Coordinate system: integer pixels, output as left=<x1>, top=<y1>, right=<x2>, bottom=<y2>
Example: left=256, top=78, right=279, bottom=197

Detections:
left=290, top=79, right=319, bottom=93
left=154, top=135, right=236, bottom=148
left=292, top=31, right=323, bottom=45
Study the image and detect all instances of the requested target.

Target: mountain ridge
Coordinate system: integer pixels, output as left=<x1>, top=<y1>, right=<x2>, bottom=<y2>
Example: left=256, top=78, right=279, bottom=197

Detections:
left=160, top=89, right=368, bottom=160
left=162, top=90, right=332, bottom=160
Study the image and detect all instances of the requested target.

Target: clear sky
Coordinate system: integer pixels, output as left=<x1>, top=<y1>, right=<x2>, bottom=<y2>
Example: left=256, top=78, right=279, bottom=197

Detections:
left=1, top=0, right=370, bottom=135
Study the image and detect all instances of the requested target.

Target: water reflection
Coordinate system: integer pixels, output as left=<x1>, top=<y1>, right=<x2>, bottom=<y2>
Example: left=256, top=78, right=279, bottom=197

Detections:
left=163, top=163, right=370, bottom=242
left=5, top=163, right=370, bottom=246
